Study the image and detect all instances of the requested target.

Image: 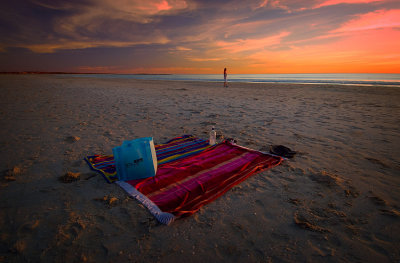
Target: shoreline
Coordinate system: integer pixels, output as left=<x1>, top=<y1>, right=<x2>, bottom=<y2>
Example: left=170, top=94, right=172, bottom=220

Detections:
left=2, top=72, right=399, bottom=87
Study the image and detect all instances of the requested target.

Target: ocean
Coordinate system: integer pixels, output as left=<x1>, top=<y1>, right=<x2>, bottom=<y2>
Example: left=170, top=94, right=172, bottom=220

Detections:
left=66, top=73, right=400, bottom=86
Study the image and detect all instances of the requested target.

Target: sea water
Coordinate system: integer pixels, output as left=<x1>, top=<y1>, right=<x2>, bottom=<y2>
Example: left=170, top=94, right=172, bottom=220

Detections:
left=65, top=73, right=400, bottom=86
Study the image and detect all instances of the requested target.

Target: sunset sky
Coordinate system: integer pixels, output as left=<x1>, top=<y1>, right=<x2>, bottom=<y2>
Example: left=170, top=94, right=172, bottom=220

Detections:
left=1, top=0, right=399, bottom=74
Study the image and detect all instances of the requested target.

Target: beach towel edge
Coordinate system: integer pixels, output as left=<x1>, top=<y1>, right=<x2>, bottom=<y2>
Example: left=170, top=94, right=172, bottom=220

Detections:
left=116, top=181, right=175, bottom=225
left=84, top=156, right=116, bottom=184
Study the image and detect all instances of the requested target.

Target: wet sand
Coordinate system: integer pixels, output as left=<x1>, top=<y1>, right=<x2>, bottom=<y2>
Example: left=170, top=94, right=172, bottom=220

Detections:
left=0, top=74, right=399, bottom=262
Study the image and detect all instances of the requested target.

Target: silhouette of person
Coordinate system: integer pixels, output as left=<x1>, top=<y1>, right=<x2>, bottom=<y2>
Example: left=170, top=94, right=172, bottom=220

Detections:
left=224, top=68, right=228, bottom=87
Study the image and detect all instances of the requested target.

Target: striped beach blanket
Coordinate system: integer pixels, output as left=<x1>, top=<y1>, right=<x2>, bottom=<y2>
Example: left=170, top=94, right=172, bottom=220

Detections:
left=117, top=140, right=283, bottom=225
left=85, top=135, right=210, bottom=183
left=85, top=135, right=283, bottom=224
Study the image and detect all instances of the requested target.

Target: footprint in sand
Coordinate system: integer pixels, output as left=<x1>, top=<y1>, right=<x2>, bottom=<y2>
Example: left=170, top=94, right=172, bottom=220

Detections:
left=380, top=209, right=400, bottom=217
left=365, top=157, right=389, bottom=168
left=368, top=192, right=387, bottom=206
left=288, top=198, right=302, bottom=206
left=59, top=172, right=81, bottom=183
left=94, top=195, right=120, bottom=207
left=293, top=212, right=330, bottom=233
left=3, top=166, right=22, bottom=181
left=65, top=136, right=80, bottom=143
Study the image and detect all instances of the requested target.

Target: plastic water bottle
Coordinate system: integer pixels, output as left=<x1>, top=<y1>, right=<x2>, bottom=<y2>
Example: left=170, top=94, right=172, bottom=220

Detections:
left=209, top=127, right=216, bottom=145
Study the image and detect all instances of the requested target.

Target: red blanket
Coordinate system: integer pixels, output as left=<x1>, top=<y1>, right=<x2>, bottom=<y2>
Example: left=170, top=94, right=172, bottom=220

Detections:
left=117, top=141, right=283, bottom=224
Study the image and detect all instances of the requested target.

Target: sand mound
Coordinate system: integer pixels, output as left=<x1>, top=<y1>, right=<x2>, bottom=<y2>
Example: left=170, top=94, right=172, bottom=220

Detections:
left=59, top=171, right=81, bottom=183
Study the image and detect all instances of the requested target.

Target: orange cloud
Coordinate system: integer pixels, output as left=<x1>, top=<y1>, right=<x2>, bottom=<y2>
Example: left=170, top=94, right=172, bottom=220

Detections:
left=333, top=9, right=400, bottom=32
left=239, top=27, right=400, bottom=73
left=120, top=66, right=213, bottom=74
left=222, top=20, right=276, bottom=39
left=174, top=46, right=192, bottom=51
left=19, top=36, right=170, bottom=53
left=217, top=31, right=291, bottom=53
left=155, top=0, right=172, bottom=11
left=186, top=57, right=222, bottom=62
left=257, top=0, right=269, bottom=8
left=315, top=0, right=385, bottom=8
left=75, top=65, right=215, bottom=74
left=121, top=0, right=189, bottom=18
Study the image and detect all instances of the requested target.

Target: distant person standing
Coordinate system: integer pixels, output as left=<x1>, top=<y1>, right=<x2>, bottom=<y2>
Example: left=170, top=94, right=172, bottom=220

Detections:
left=224, top=68, right=228, bottom=88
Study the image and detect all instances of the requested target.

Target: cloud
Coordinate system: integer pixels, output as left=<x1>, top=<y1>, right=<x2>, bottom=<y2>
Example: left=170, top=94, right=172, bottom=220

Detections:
left=20, top=37, right=170, bottom=53
left=240, top=25, right=400, bottom=73
left=222, top=20, right=277, bottom=39
left=252, top=0, right=317, bottom=12
left=33, top=0, right=190, bottom=23
left=253, top=0, right=289, bottom=10
left=173, top=46, right=192, bottom=51
left=50, top=0, right=190, bottom=40
left=256, top=0, right=390, bottom=13
left=186, top=57, right=222, bottom=62
left=2, top=0, right=190, bottom=53
left=332, top=9, right=400, bottom=32
left=119, top=66, right=213, bottom=74
left=217, top=31, right=291, bottom=53
left=314, top=0, right=385, bottom=9
left=257, top=0, right=269, bottom=8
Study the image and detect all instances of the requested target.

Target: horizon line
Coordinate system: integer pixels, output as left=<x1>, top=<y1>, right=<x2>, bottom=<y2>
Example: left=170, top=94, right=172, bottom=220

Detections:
left=1, top=71, right=399, bottom=75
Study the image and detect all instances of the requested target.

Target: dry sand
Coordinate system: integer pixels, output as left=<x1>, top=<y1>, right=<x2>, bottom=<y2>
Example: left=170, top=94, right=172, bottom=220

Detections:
left=0, top=74, right=399, bottom=262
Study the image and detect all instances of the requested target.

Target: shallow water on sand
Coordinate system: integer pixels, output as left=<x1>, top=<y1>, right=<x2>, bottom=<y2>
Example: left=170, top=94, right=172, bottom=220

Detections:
left=66, top=73, right=400, bottom=86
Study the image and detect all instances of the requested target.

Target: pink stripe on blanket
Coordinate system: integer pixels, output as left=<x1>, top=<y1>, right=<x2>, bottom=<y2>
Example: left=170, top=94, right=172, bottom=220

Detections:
left=150, top=152, right=253, bottom=206
left=131, top=144, right=240, bottom=194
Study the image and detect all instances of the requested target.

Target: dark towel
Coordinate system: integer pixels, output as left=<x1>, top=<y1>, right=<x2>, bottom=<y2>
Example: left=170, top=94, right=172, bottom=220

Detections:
left=270, top=145, right=296, bottom=158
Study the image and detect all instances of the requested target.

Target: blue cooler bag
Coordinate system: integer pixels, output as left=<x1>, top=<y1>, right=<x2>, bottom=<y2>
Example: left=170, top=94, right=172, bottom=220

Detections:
left=112, top=137, right=158, bottom=181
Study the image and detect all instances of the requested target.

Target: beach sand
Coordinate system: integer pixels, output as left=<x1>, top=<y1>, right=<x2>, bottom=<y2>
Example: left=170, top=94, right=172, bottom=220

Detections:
left=0, top=74, right=399, bottom=262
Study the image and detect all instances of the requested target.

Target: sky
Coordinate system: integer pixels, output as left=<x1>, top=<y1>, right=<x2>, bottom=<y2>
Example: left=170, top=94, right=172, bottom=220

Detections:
left=1, top=0, right=399, bottom=74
